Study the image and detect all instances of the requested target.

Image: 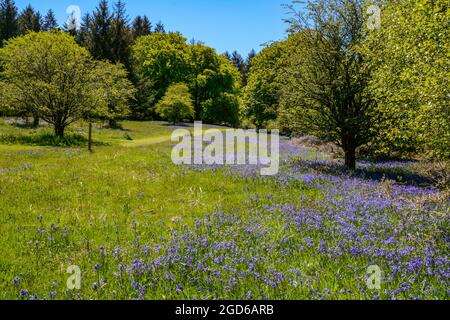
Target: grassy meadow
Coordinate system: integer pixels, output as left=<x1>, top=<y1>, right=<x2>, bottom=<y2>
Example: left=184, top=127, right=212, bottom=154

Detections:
left=0, top=118, right=448, bottom=300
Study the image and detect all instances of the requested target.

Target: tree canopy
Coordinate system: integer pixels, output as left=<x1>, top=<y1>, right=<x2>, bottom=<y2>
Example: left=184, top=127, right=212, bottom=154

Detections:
left=155, top=83, right=194, bottom=124
left=279, top=0, right=377, bottom=169
left=90, top=60, right=136, bottom=127
left=0, top=31, right=134, bottom=137
left=133, top=32, right=191, bottom=103
left=361, top=0, right=449, bottom=159
left=242, top=39, right=292, bottom=130
left=133, top=32, right=241, bottom=125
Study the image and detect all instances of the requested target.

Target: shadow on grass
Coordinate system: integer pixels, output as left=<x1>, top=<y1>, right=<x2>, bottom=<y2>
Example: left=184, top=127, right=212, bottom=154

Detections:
left=354, top=165, right=435, bottom=187
left=0, top=133, right=108, bottom=147
left=161, top=122, right=193, bottom=128
left=291, top=159, right=435, bottom=187
left=101, top=122, right=132, bottom=132
left=8, top=123, right=44, bottom=129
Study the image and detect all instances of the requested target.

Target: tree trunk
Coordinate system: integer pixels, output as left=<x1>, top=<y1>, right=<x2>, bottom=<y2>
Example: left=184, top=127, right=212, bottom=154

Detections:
left=88, top=122, right=93, bottom=152
left=109, top=119, right=118, bottom=129
left=344, top=146, right=356, bottom=171
left=32, top=115, right=40, bottom=127
left=194, top=83, right=200, bottom=120
left=54, top=125, right=65, bottom=138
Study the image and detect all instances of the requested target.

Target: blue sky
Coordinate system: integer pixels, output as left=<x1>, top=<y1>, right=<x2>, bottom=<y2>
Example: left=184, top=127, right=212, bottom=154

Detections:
left=15, top=0, right=290, bottom=56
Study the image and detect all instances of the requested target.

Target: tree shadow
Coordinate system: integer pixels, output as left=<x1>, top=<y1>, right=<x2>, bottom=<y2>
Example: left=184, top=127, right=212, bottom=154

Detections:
left=8, top=122, right=41, bottom=129
left=161, top=122, right=193, bottom=128
left=0, top=133, right=108, bottom=147
left=101, top=122, right=131, bottom=132
left=291, top=159, right=435, bottom=188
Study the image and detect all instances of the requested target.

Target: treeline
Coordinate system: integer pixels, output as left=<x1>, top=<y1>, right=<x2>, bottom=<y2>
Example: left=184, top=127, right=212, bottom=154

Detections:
left=0, top=0, right=252, bottom=128
left=0, top=0, right=448, bottom=168
left=242, top=0, right=449, bottom=168
left=0, top=0, right=161, bottom=50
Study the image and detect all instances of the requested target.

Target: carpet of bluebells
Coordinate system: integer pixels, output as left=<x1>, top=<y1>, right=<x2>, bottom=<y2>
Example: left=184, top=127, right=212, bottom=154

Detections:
left=9, top=139, right=450, bottom=300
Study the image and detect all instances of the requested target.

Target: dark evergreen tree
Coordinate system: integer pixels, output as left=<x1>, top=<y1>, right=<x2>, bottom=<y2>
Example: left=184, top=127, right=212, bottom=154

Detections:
left=154, top=21, right=165, bottom=33
left=43, top=9, right=58, bottom=31
left=129, top=14, right=155, bottom=120
left=243, top=49, right=256, bottom=86
left=76, top=13, right=91, bottom=44
left=230, top=51, right=244, bottom=70
left=224, top=50, right=255, bottom=86
left=129, top=14, right=154, bottom=119
left=223, top=51, right=232, bottom=60
left=230, top=51, right=245, bottom=86
left=225, top=50, right=251, bottom=87
left=63, top=14, right=78, bottom=37
left=81, top=1, right=141, bottom=119
left=17, top=4, right=41, bottom=125
left=246, top=49, right=256, bottom=69
left=86, top=0, right=114, bottom=61
left=0, top=0, right=18, bottom=46
left=110, top=0, right=133, bottom=69
left=18, top=5, right=41, bottom=35
left=132, top=15, right=152, bottom=39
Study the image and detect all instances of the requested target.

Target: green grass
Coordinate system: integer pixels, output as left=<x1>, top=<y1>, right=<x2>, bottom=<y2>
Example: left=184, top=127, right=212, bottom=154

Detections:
left=0, top=119, right=318, bottom=300
left=0, top=119, right=179, bottom=147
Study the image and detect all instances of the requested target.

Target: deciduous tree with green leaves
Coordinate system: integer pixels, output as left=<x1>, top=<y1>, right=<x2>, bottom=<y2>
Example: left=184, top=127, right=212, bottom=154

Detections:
left=133, top=32, right=191, bottom=104
left=155, top=83, right=194, bottom=125
left=91, top=60, right=136, bottom=128
left=202, top=92, right=240, bottom=128
left=242, top=40, right=290, bottom=130
left=0, top=31, right=134, bottom=137
left=361, top=0, right=449, bottom=159
left=188, top=44, right=241, bottom=122
left=281, top=0, right=376, bottom=170
left=133, top=32, right=241, bottom=125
